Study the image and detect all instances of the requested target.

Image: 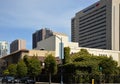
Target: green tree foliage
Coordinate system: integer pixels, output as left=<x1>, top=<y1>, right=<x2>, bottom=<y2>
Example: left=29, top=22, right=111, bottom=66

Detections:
left=8, top=64, right=17, bottom=76
left=17, top=60, right=27, bottom=77
left=23, top=55, right=29, bottom=67
left=64, top=47, right=71, bottom=64
left=27, top=56, right=42, bottom=79
left=3, top=69, right=9, bottom=76
left=99, top=56, right=118, bottom=83
left=44, top=54, right=57, bottom=84
left=23, top=55, right=42, bottom=80
left=63, top=49, right=119, bottom=83
left=71, top=49, right=91, bottom=62
left=99, top=56, right=118, bottom=75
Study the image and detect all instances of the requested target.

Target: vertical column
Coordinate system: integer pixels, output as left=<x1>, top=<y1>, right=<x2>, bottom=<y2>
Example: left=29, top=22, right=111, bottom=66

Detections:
left=112, top=6, right=115, bottom=50
left=119, top=4, right=120, bottom=50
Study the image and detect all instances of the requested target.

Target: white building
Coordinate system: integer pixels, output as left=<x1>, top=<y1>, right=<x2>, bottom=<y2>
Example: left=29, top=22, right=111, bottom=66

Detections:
left=36, top=32, right=78, bottom=57
left=0, top=41, right=8, bottom=57
left=35, top=33, right=120, bottom=66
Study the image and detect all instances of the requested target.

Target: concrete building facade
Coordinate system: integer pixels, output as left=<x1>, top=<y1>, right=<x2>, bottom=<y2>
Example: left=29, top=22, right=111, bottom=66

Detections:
left=71, top=0, right=120, bottom=51
left=10, top=39, right=26, bottom=53
left=36, top=33, right=120, bottom=66
left=1, top=49, right=55, bottom=65
left=36, top=32, right=78, bottom=57
left=0, top=41, right=8, bottom=57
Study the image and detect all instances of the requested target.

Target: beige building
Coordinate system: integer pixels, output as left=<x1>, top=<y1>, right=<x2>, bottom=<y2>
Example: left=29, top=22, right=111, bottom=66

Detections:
left=1, top=49, right=55, bottom=65
left=10, top=39, right=26, bottom=53
left=71, top=0, right=120, bottom=51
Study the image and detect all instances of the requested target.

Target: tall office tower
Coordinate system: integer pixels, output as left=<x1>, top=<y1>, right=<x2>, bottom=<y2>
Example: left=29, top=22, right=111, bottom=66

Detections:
left=32, top=28, right=53, bottom=49
left=71, top=0, right=120, bottom=51
left=10, top=39, right=26, bottom=53
left=0, top=41, right=8, bottom=57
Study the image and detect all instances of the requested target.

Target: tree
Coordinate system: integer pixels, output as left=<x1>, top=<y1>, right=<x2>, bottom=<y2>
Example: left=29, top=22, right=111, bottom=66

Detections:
left=64, top=47, right=71, bottom=64
left=17, top=60, right=27, bottom=77
left=8, top=64, right=17, bottom=77
left=44, top=54, right=57, bottom=84
left=27, top=56, right=42, bottom=80
left=99, top=56, right=118, bottom=75
left=99, top=56, right=118, bottom=83
left=63, top=49, right=120, bottom=83
left=3, top=69, right=9, bottom=76
left=23, top=55, right=29, bottom=67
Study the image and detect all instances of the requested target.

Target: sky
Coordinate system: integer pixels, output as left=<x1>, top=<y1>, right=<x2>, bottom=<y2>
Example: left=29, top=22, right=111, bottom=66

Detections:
left=0, top=0, right=99, bottom=50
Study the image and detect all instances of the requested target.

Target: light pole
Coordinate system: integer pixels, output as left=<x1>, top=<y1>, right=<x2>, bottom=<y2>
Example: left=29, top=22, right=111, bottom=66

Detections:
left=55, top=35, right=63, bottom=84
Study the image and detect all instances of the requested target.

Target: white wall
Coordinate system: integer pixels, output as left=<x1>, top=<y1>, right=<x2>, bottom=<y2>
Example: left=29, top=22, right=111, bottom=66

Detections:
left=55, top=35, right=79, bottom=57
left=36, top=34, right=78, bottom=57
left=112, top=0, right=120, bottom=50
left=36, top=35, right=69, bottom=57
left=55, top=35, right=68, bottom=57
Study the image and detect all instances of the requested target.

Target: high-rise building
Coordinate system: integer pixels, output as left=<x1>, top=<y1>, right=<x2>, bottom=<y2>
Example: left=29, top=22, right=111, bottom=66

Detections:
left=32, top=28, right=53, bottom=49
left=0, top=41, right=8, bottom=57
left=10, top=39, right=26, bottom=53
left=71, top=0, right=120, bottom=51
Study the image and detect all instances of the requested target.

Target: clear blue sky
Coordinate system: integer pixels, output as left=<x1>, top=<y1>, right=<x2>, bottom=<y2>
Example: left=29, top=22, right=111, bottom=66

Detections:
left=0, top=0, right=99, bottom=50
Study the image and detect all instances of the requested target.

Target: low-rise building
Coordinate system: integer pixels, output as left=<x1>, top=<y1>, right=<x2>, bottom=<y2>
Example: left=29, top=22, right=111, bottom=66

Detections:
left=1, top=49, right=56, bottom=65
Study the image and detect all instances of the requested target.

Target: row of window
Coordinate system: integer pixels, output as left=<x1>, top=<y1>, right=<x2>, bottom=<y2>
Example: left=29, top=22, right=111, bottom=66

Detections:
left=80, top=42, right=106, bottom=49
left=79, top=26, right=106, bottom=37
left=79, top=38, right=106, bottom=46
left=79, top=15, right=106, bottom=29
left=79, top=34, right=106, bottom=44
left=79, top=28, right=106, bottom=37
left=79, top=5, right=106, bottom=20
left=79, top=23, right=106, bottom=34
left=79, top=16, right=106, bottom=30
left=79, top=26, right=106, bottom=36
left=80, top=10, right=106, bottom=22
left=79, top=32, right=106, bottom=42
left=90, top=44, right=106, bottom=49
left=79, top=12, right=106, bottom=26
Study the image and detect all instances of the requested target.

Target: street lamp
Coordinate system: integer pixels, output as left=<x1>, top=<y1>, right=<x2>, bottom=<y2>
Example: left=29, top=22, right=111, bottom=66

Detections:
left=55, top=35, right=63, bottom=84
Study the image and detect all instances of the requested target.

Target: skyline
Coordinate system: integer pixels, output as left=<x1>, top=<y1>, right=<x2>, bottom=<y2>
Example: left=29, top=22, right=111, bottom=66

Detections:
left=0, top=0, right=99, bottom=50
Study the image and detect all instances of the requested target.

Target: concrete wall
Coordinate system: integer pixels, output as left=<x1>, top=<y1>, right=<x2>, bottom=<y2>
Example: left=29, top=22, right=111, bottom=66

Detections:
left=112, top=0, right=120, bottom=50
left=36, top=36, right=55, bottom=51
left=2, top=50, right=55, bottom=64
left=36, top=35, right=78, bottom=57
left=28, top=50, right=55, bottom=57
